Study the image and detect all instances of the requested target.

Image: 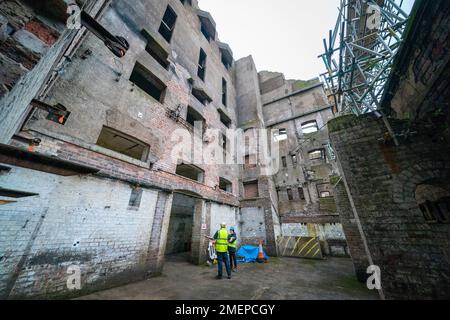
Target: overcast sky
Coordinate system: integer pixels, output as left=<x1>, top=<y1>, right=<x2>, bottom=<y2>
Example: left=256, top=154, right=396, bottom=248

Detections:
left=199, top=0, right=415, bottom=81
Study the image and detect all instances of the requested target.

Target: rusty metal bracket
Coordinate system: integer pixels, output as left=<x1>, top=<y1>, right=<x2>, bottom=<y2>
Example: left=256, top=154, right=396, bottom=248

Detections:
left=80, top=11, right=129, bottom=58
left=30, top=99, right=71, bottom=125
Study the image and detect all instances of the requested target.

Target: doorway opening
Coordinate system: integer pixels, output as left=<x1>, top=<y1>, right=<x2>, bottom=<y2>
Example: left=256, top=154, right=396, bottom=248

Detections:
left=165, top=193, right=196, bottom=262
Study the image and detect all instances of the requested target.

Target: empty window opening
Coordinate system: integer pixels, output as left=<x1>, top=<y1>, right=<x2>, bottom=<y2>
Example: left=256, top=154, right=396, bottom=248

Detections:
left=176, top=163, right=205, bottom=183
left=165, top=193, right=195, bottom=257
left=302, top=121, right=319, bottom=134
left=218, top=109, right=232, bottom=128
left=191, top=86, right=212, bottom=105
left=186, top=106, right=205, bottom=132
left=96, top=127, right=150, bottom=162
left=292, top=155, right=298, bottom=166
left=274, top=129, right=288, bottom=142
left=159, top=5, right=177, bottom=43
left=220, top=133, right=229, bottom=159
left=222, top=78, right=227, bottom=106
left=221, top=52, right=232, bottom=70
left=244, top=181, right=259, bottom=199
left=320, top=191, right=331, bottom=198
left=130, top=63, right=167, bottom=103
left=281, top=156, right=287, bottom=168
left=197, top=49, right=207, bottom=81
left=287, top=188, right=294, bottom=201
left=201, top=22, right=212, bottom=42
left=298, top=188, right=306, bottom=201
left=416, top=184, right=450, bottom=223
left=128, top=187, right=143, bottom=209
left=308, top=149, right=325, bottom=161
left=245, top=154, right=257, bottom=169
left=219, top=177, right=232, bottom=193
left=143, top=31, right=170, bottom=69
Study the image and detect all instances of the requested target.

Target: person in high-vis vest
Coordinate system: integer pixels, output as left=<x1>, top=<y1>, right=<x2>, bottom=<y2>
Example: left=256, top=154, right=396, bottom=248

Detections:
left=228, top=227, right=238, bottom=272
left=213, top=222, right=232, bottom=279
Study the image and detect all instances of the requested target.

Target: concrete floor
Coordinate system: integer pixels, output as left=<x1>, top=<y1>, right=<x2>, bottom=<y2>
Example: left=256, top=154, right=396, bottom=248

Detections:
left=78, top=254, right=379, bottom=300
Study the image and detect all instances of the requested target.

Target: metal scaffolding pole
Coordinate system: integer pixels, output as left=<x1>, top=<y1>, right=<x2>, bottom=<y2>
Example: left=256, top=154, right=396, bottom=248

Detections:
left=320, top=0, right=410, bottom=117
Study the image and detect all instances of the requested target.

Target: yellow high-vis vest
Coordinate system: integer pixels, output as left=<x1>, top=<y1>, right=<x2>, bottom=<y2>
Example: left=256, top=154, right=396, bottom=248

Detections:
left=215, top=228, right=229, bottom=253
left=228, top=236, right=237, bottom=249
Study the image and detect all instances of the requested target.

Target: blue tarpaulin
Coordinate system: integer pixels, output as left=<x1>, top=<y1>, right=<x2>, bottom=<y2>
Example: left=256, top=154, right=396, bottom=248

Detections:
left=236, top=246, right=269, bottom=263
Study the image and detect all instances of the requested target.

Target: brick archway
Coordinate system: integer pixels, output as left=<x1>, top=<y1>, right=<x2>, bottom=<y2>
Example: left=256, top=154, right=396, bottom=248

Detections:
left=392, top=161, right=450, bottom=210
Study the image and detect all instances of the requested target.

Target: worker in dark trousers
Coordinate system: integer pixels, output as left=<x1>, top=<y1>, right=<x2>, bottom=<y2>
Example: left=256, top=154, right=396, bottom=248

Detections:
left=228, top=227, right=238, bottom=272
left=214, top=223, right=232, bottom=279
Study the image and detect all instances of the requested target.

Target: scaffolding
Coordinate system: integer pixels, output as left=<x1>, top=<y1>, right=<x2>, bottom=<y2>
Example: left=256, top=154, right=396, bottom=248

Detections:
left=320, top=0, right=411, bottom=116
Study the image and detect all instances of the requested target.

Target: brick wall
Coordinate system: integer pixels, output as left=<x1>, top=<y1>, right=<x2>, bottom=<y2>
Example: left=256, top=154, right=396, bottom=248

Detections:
left=0, top=165, right=165, bottom=299
left=334, top=180, right=370, bottom=281
left=329, top=113, right=450, bottom=299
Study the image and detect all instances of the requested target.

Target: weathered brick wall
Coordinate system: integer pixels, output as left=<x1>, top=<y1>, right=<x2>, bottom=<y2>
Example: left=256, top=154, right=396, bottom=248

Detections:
left=0, top=165, right=165, bottom=299
left=0, top=0, right=106, bottom=143
left=329, top=113, right=450, bottom=299
left=334, top=181, right=370, bottom=282
left=384, top=0, right=450, bottom=121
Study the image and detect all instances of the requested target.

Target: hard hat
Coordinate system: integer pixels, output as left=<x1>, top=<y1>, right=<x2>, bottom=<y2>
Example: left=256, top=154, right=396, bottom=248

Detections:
left=220, top=222, right=227, bottom=228
left=230, top=227, right=235, bottom=231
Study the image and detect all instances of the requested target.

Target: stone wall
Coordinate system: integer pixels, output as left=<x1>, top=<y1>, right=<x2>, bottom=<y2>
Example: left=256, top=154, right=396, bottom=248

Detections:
left=329, top=113, right=450, bottom=299
left=333, top=180, right=370, bottom=281
left=0, top=0, right=106, bottom=143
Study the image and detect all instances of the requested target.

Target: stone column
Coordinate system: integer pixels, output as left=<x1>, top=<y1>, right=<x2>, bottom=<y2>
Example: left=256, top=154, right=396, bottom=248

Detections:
left=146, top=191, right=173, bottom=277
left=334, top=181, right=370, bottom=282
left=191, top=199, right=209, bottom=265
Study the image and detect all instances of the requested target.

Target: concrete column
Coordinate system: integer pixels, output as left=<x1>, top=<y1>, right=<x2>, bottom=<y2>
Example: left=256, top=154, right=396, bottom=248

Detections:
left=190, top=199, right=210, bottom=265
left=334, top=181, right=370, bottom=282
left=145, top=191, right=173, bottom=276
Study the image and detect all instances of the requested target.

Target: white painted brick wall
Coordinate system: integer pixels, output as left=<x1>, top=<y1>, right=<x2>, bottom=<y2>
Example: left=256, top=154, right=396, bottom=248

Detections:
left=210, top=203, right=239, bottom=243
left=0, top=165, right=159, bottom=298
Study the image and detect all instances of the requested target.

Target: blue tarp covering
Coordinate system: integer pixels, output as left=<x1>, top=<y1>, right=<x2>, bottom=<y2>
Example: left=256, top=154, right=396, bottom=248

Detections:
left=236, top=246, right=269, bottom=263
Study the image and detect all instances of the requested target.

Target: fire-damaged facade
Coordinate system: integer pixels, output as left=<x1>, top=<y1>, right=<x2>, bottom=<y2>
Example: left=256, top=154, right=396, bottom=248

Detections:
left=0, top=0, right=345, bottom=299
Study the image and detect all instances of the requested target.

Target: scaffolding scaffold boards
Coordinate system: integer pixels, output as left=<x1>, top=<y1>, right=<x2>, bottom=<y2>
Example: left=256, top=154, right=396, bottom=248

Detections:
left=319, top=0, right=411, bottom=116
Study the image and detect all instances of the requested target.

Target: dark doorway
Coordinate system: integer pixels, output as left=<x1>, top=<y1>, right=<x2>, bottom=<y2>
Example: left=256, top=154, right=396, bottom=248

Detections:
left=165, top=193, right=195, bottom=260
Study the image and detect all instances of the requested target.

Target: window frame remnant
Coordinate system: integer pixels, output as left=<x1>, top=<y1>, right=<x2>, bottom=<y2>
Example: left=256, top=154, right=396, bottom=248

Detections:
left=197, top=48, right=207, bottom=81
left=96, top=126, right=150, bottom=162
left=222, top=78, right=227, bottom=107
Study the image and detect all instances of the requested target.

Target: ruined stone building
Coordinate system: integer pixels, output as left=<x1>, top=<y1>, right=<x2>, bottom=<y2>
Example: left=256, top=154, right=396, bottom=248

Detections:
left=0, top=0, right=345, bottom=299
left=324, top=0, right=450, bottom=300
